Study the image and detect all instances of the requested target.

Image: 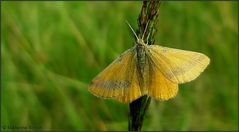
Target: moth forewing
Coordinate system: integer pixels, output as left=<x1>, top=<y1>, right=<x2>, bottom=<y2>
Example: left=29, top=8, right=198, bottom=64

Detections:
left=147, top=45, right=210, bottom=84
left=89, top=47, right=142, bottom=103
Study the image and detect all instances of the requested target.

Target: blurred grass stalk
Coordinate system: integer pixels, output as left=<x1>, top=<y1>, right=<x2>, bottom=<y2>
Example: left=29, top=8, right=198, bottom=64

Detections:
left=128, top=1, right=161, bottom=131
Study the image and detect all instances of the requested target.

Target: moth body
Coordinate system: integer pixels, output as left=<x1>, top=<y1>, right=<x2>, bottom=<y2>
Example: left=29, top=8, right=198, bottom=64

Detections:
left=136, top=39, right=147, bottom=93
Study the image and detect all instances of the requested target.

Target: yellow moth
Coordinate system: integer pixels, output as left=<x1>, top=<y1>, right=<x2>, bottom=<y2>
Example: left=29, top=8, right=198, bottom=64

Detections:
left=89, top=22, right=210, bottom=103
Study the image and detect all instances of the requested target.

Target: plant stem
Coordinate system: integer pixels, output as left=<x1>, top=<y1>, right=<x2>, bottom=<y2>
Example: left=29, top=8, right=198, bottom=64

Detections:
left=128, top=1, right=161, bottom=131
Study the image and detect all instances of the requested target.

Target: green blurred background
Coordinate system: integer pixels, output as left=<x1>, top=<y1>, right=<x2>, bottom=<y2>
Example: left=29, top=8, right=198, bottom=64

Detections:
left=1, top=1, right=238, bottom=131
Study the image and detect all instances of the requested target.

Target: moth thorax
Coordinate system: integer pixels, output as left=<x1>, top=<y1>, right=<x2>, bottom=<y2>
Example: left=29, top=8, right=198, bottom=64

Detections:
left=136, top=44, right=146, bottom=73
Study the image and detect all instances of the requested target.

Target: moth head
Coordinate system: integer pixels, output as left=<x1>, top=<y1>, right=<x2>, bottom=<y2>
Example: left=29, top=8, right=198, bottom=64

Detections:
left=136, top=39, right=146, bottom=46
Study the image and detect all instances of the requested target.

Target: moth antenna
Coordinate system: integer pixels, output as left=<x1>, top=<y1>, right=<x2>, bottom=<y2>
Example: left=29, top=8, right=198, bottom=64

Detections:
left=142, top=21, right=149, bottom=40
left=146, top=32, right=151, bottom=44
left=126, top=20, right=139, bottom=40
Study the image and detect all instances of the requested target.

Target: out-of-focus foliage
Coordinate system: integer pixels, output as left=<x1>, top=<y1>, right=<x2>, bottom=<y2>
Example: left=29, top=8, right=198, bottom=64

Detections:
left=1, top=1, right=238, bottom=131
